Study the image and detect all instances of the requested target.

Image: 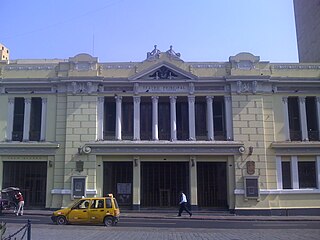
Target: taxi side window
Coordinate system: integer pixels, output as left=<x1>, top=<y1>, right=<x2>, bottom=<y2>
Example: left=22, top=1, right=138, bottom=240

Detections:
left=75, top=200, right=89, bottom=209
left=91, top=199, right=104, bottom=209
left=106, top=199, right=112, bottom=208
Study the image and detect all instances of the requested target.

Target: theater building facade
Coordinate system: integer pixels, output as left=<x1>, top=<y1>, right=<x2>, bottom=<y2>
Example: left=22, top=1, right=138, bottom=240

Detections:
left=0, top=45, right=320, bottom=215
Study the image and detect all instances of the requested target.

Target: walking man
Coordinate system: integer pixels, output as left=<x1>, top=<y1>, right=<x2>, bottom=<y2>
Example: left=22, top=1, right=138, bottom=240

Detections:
left=15, top=192, right=24, bottom=216
left=177, top=191, right=192, bottom=217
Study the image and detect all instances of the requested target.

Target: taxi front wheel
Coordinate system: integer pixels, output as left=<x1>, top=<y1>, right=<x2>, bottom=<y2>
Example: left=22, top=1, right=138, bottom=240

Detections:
left=57, top=216, right=67, bottom=225
left=104, top=217, right=113, bottom=227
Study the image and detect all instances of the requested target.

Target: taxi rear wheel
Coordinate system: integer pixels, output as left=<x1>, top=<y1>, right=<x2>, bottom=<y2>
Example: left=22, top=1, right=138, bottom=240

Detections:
left=104, top=217, right=113, bottom=227
left=57, top=216, right=67, bottom=225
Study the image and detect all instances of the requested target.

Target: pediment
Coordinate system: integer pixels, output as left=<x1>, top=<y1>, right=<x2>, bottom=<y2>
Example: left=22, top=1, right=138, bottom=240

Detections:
left=129, top=62, right=197, bottom=81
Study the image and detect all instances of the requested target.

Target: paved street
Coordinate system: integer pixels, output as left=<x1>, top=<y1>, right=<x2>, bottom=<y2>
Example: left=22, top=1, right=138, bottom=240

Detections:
left=1, top=213, right=320, bottom=240
left=4, top=222, right=320, bottom=240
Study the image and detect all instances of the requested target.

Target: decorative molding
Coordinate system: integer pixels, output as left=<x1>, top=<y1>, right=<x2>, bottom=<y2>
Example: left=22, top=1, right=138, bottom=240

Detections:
left=272, top=64, right=320, bottom=70
left=101, top=64, right=135, bottom=70
left=235, top=188, right=320, bottom=195
left=4, top=65, right=56, bottom=71
left=191, top=63, right=227, bottom=68
left=236, top=80, right=258, bottom=94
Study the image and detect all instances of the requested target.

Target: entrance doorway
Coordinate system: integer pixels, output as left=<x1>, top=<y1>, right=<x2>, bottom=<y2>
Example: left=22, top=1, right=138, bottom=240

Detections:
left=197, top=162, right=228, bottom=208
left=141, top=162, right=189, bottom=207
left=103, top=162, right=133, bottom=207
left=2, top=161, right=47, bottom=208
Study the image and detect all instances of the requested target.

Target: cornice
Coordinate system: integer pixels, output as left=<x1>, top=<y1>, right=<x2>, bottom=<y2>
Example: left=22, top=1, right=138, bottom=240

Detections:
left=84, top=141, right=244, bottom=155
left=0, top=142, right=60, bottom=156
left=271, top=141, right=320, bottom=155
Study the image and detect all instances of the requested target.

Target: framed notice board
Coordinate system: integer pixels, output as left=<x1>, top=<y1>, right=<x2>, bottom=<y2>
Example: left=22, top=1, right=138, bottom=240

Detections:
left=72, top=176, right=86, bottom=199
left=244, top=176, right=259, bottom=199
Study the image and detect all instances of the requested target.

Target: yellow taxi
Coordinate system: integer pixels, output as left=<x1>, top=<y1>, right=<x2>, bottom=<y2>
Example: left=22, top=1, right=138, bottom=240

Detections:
left=51, top=194, right=120, bottom=226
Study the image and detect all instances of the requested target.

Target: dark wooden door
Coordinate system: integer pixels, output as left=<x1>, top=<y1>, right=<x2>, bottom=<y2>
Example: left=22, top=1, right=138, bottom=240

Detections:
left=197, top=162, right=228, bottom=208
left=2, top=161, right=47, bottom=208
left=141, top=162, right=189, bottom=207
left=103, top=162, right=133, bottom=207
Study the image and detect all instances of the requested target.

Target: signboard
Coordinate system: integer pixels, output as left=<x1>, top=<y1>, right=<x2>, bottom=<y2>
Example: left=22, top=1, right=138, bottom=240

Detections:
left=244, top=176, right=259, bottom=199
left=72, top=177, right=86, bottom=199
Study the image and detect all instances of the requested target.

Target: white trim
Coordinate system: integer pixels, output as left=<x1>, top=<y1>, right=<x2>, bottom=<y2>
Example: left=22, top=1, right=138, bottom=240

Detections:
left=316, top=156, right=320, bottom=189
left=291, top=156, right=299, bottom=189
left=276, top=156, right=283, bottom=190
left=51, top=189, right=71, bottom=194
left=51, top=188, right=97, bottom=195
left=234, top=188, right=320, bottom=195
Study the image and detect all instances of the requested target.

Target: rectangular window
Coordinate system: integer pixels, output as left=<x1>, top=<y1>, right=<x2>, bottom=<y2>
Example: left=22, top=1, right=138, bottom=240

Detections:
left=29, top=97, right=42, bottom=141
left=213, top=96, right=226, bottom=140
left=288, top=97, right=301, bottom=141
left=122, top=97, right=133, bottom=140
left=306, top=97, right=319, bottom=141
left=195, top=96, right=207, bottom=140
left=298, top=161, right=316, bottom=188
left=140, top=97, right=152, bottom=140
left=176, top=97, right=189, bottom=140
left=158, top=97, right=170, bottom=140
left=12, top=98, right=25, bottom=141
left=104, top=97, right=116, bottom=140
left=281, top=161, right=292, bottom=189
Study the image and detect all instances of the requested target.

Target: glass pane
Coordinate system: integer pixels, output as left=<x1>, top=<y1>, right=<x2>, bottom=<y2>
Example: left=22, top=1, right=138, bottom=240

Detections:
left=298, top=161, right=316, bottom=188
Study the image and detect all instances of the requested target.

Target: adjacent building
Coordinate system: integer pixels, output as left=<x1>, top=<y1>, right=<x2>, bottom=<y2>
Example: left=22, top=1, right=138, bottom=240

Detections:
left=294, top=0, right=320, bottom=62
left=0, top=44, right=320, bottom=215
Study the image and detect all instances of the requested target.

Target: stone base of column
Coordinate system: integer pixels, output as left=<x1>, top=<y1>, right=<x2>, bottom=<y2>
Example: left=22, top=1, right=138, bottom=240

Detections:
left=132, top=204, right=140, bottom=210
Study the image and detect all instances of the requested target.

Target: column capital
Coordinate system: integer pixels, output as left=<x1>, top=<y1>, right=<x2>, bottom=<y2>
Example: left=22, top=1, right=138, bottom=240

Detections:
left=282, top=97, right=288, bottom=104
left=115, top=95, right=122, bottom=102
left=133, top=96, right=141, bottom=104
left=225, top=96, right=232, bottom=102
left=188, top=95, right=195, bottom=103
left=41, top=97, right=48, bottom=104
left=316, top=97, right=320, bottom=103
left=98, top=96, right=104, bottom=103
left=169, top=96, right=177, bottom=102
left=298, top=96, right=306, bottom=104
left=25, top=98, right=32, bottom=104
left=206, top=96, right=214, bottom=102
left=8, top=97, right=15, bottom=104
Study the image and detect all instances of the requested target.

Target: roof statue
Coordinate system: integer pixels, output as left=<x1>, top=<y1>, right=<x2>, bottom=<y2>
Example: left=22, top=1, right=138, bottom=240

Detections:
left=146, top=45, right=161, bottom=61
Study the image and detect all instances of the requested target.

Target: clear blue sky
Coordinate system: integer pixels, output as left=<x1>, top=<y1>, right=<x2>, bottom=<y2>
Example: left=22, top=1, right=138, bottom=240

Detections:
left=2, top=0, right=298, bottom=63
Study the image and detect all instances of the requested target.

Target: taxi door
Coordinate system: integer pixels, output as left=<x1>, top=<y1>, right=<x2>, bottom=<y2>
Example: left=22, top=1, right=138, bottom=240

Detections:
left=67, top=199, right=90, bottom=224
left=88, top=198, right=106, bottom=223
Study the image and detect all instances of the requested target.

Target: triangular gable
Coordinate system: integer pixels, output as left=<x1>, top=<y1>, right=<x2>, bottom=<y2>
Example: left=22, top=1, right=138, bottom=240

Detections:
left=129, top=61, right=198, bottom=81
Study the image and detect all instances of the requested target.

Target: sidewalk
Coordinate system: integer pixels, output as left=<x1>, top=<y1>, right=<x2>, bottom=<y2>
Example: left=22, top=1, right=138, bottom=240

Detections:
left=3, top=209, right=320, bottom=222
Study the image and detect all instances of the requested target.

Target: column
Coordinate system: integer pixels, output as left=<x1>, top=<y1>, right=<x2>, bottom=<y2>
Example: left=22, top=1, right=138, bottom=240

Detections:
left=188, top=95, right=196, bottom=140
left=22, top=98, right=31, bottom=141
left=282, top=97, right=290, bottom=141
left=96, top=97, right=104, bottom=141
left=316, top=156, right=320, bottom=189
left=132, top=156, right=141, bottom=210
left=291, top=156, right=299, bottom=189
left=224, top=96, right=233, bottom=140
left=133, top=96, right=141, bottom=141
left=152, top=96, right=159, bottom=140
left=189, top=156, right=198, bottom=209
left=6, top=98, right=15, bottom=141
left=206, top=96, right=214, bottom=141
left=316, top=97, right=320, bottom=140
left=115, top=96, right=122, bottom=140
left=40, top=98, right=48, bottom=141
left=169, top=96, right=177, bottom=141
left=299, top=97, right=308, bottom=141
left=276, top=156, right=283, bottom=190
